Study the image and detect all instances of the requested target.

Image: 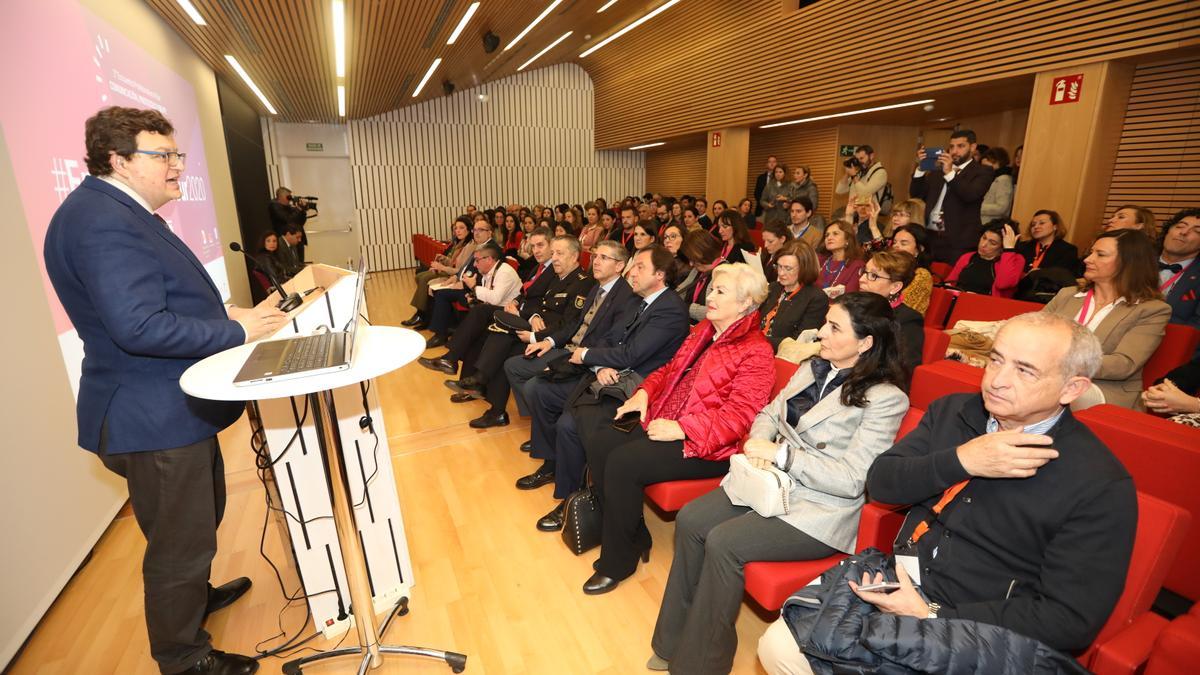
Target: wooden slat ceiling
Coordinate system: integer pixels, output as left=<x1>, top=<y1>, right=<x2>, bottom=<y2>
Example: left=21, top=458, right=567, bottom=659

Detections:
left=144, top=0, right=677, bottom=122
left=145, top=0, right=1199, bottom=140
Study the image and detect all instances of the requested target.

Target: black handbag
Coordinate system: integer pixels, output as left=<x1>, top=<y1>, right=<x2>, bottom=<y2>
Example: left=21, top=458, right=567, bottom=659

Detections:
left=561, top=470, right=602, bottom=555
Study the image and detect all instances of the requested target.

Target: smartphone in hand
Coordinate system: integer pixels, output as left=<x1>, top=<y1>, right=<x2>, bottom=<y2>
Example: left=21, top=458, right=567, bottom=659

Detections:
left=919, top=147, right=943, bottom=172
left=857, top=581, right=902, bottom=593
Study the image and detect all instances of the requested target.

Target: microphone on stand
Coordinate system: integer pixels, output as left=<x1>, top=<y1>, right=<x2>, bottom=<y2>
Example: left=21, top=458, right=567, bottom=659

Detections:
left=230, top=242, right=304, bottom=312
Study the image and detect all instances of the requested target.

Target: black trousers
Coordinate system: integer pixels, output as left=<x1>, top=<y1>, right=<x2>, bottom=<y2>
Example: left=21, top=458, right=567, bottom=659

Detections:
left=557, top=394, right=623, bottom=499
left=428, top=288, right=469, bottom=337
left=651, top=490, right=837, bottom=675
left=583, top=424, right=729, bottom=580
left=98, top=426, right=226, bottom=674
left=445, top=302, right=500, bottom=377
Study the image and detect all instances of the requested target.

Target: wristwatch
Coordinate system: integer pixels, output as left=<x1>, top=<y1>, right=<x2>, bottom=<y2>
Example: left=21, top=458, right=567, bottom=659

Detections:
left=927, top=602, right=941, bottom=619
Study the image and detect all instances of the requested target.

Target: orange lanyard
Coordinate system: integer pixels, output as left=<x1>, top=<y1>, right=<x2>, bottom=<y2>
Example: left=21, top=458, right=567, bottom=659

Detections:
left=763, top=286, right=802, bottom=335
left=909, top=480, right=969, bottom=544
left=1030, top=242, right=1049, bottom=270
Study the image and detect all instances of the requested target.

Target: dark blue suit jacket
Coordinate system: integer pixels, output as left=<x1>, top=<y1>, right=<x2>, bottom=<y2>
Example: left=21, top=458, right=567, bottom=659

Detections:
left=43, top=176, right=245, bottom=454
left=546, top=276, right=636, bottom=349
left=1164, top=257, right=1200, bottom=330
left=581, top=287, right=689, bottom=376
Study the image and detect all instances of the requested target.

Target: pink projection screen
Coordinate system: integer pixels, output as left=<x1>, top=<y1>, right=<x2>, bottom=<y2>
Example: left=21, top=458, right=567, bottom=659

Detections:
left=0, top=0, right=226, bottom=397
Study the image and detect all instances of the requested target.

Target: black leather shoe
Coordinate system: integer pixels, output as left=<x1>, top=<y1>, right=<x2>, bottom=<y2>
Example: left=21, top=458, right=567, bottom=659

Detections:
left=205, top=577, right=251, bottom=617
left=516, top=464, right=555, bottom=490
left=582, top=572, right=619, bottom=595
left=450, top=392, right=479, bottom=403
left=519, top=441, right=532, bottom=453
left=425, top=334, right=447, bottom=349
left=401, top=313, right=424, bottom=327
left=411, top=321, right=430, bottom=331
left=469, top=409, right=509, bottom=428
left=536, top=502, right=566, bottom=531
left=418, top=356, right=457, bottom=374
left=177, top=650, right=259, bottom=674
left=444, top=376, right=480, bottom=393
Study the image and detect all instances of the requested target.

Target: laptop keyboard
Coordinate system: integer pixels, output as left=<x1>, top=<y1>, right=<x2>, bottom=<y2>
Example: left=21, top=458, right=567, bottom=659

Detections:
left=279, top=332, right=334, bottom=374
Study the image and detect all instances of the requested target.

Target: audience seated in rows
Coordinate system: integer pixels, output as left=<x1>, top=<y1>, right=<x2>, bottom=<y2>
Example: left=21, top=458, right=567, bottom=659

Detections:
left=423, top=243, right=520, bottom=348
left=1042, top=229, right=1170, bottom=409
left=577, top=263, right=775, bottom=595
left=650, top=293, right=909, bottom=674
left=758, top=312, right=1136, bottom=673
left=759, top=241, right=827, bottom=351
left=944, top=219, right=1023, bottom=297
left=404, top=215, right=481, bottom=328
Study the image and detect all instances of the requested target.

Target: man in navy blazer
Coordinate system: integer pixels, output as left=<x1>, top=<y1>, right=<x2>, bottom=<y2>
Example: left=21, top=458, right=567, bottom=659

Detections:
left=1159, top=209, right=1200, bottom=333
left=522, top=245, right=691, bottom=531
left=43, top=107, right=285, bottom=675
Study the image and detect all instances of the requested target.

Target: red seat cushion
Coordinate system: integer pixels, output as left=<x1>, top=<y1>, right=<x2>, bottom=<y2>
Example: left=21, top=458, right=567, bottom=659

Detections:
left=909, top=360, right=983, bottom=410
left=922, top=326, right=950, bottom=365
left=945, top=293, right=1041, bottom=327
left=924, top=287, right=955, bottom=329
left=1142, top=324, right=1200, bottom=389
left=644, top=478, right=722, bottom=512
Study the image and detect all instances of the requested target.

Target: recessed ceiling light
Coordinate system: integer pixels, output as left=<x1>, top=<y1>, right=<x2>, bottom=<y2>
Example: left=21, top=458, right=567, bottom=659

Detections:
left=759, top=99, right=936, bottom=129
left=446, top=2, right=481, bottom=45
left=518, top=31, right=573, bottom=71
left=505, top=0, right=562, bottom=52
left=175, top=0, right=206, bottom=25
left=224, top=55, right=277, bottom=115
left=333, top=0, right=346, bottom=77
left=337, top=85, right=346, bottom=116
left=580, top=0, right=680, bottom=58
left=629, top=142, right=664, bottom=150
left=412, top=58, right=443, bottom=97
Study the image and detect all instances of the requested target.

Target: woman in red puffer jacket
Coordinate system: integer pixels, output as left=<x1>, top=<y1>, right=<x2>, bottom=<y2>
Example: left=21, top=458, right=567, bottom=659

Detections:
left=580, top=262, right=775, bottom=595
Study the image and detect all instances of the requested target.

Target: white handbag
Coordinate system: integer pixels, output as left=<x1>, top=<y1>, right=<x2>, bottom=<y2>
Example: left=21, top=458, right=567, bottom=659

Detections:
left=723, top=453, right=795, bottom=518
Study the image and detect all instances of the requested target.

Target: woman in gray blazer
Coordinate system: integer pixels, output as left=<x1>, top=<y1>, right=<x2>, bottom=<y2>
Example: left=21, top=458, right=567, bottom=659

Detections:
left=648, top=292, right=910, bottom=675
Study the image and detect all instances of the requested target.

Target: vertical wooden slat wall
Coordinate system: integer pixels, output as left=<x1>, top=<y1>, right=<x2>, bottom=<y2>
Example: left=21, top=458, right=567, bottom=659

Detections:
left=746, top=127, right=839, bottom=219
left=645, top=142, right=707, bottom=198
left=348, top=64, right=645, bottom=271
left=1104, top=56, right=1200, bottom=229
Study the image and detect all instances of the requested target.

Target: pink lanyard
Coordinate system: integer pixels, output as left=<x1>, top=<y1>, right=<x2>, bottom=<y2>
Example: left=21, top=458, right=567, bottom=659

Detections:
left=1161, top=269, right=1185, bottom=292
left=1075, top=289, right=1094, bottom=325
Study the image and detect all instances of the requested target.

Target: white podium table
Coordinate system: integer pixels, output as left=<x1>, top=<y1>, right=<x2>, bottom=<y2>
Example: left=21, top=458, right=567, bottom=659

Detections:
left=182, top=326, right=466, bottom=674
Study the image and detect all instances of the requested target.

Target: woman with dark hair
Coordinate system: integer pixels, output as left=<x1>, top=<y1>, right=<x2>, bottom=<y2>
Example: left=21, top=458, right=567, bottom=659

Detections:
left=1016, top=209, right=1079, bottom=275
left=500, top=212, right=522, bottom=257
left=980, top=146, right=1014, bottom=222
left=515, top=213, right=540, bottom=276
left=403, top=215, right=475, bottom=327
left=1102, top=204, right=1159, bottom=240
left=890, top=224, right=933, bottom=314
left=714, top=211, right=757, bottom=265
left=661, top=223, right=693, bottom=294
left=682, top=206, right=702, bottom=232
left=633, top=221, right=659, bottom=250
left=759, top=222, right=793, bottom=284
left=579, top=204, right=607, bottom=251
left=761, top=165, right=791, bottom=226
left=737, top=197, right=757, bottom=229
left=679, top=229, right=723, bottom=322
left=581, top=263, right=776, bottom=596
left=554, top=203, right=569, bottom=223
left=787, top=165, right=820, bottom=216
left=1043, top=229, right=1170, bottom=409
left=253, top=231, right=289, bottom=288
left=817, top=220, right=865, bottom=293
left=859, top=250, right=925, bottom=371
left=944, top=219, right=1023, bottom=297
left=647, top=292, right=908, bottom=674
left=761, top=241, right=828, bottom=351
left=563, top=207, right=583, bottom=236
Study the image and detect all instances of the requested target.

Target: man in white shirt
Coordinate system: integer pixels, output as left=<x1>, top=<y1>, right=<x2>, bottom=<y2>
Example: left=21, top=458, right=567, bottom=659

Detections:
left=425, top=243, right=519, bottom=348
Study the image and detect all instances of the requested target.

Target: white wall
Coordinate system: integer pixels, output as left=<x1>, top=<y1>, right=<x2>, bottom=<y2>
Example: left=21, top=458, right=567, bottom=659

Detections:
left=348, top=63, right=645, bottom=271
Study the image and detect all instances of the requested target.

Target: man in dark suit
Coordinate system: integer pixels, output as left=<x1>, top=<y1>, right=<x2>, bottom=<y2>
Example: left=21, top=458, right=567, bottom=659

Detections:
left=43, top=107, right=287, bottom=675
left=1159, top=209, right=1200, bottom=331
left=754, top=155, right=778, bottom=217
left=524, top=246, right=691, bottom=531
left=488, top=241, right=637, bottom=432
left=910, top=129, right=995, bottom=263
left=267, top=187, right=309, bottom=261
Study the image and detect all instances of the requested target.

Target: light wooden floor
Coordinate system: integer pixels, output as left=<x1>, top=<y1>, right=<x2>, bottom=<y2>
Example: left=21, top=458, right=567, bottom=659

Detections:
left=9, top=269, right=772, bottom=675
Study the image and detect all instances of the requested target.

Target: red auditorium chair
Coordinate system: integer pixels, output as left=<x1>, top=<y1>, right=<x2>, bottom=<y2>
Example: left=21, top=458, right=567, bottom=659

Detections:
left=921, top=326, right=950, bottom=365
left=643, top=358, right=799, bottom=513
left=1075, top=405, right=1200, bottom=603
left=908, top=359, right=983, bottom=410
left=1144, top=605, right=1200, bottom=675
left=579, top=251, right=591, bottom=269
left=924, top=286, right=955, bottom=329
left=743, top=502, right=907, bottom=611
left=1080, top=493, right=1190, bottom=673
left=750, top=229, right=764, bottom=249
left=1142, top=324, right=1200, bottom=388
left=944, top=292, right=1041, bottom=327
left=929, top=261, right=953, bottom=283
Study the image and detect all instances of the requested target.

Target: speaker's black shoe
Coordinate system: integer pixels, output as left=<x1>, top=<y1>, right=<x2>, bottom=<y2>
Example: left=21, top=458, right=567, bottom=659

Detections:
left=418, top=357, right=457, bottom=374
left=177, top=650, right=259, bottom=674
left=450, top=392, right=479, bottom=403
left=519, top=441, right=532, bottom=453
left=582, top=573, right=619, bottom=595
left=205, top=577, right=251, bottom=617
left=516, top=463, right=555, bottom=490
left=469, top=409, right=509, bottom=428
left=536, top=502, right=566, bottom=531
left=425, top=334, right=447, bottom=349
left=401, top=313, right=424, bottom=327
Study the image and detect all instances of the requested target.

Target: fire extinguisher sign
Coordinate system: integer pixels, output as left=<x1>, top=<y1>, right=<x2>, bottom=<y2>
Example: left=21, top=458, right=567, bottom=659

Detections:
left=1050, top=74, right=1084, bottom=105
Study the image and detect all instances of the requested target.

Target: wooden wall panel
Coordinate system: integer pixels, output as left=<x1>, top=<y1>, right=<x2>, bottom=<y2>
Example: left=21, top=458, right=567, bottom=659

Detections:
left=1104, top=56, right=1200, bottom=232
left=920, top=109, right=1030, bottom=160
left=645, top=141, right=707, bottom=199
left=348, top=64, right=643, bottom=270
left=585, top=0, right=1199, bottom=148
left=746, top=126, right=839, bottom=219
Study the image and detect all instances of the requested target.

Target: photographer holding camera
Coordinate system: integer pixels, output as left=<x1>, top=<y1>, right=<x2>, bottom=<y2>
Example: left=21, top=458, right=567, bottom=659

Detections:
left=835, top=145, right=890, bottom=215
left=268, top=186, right=312, bottom=262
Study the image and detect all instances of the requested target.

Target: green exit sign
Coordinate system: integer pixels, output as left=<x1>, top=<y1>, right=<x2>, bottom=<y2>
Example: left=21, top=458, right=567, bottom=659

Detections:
left=839, top=145, right=856, bottom=157
left=305, top=142, right=324, bottom=152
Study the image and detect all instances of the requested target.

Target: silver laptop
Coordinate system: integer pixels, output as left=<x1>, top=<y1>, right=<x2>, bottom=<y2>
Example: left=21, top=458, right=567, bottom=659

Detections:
left=233, top=259, right=367, bottom=386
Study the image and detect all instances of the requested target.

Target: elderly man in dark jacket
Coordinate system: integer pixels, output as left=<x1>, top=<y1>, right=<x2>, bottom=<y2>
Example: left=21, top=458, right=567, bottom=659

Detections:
left=757, top=311, right=1137, bottom=674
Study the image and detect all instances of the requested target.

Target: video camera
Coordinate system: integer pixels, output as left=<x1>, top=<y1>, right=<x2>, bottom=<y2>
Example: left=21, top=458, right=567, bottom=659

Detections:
left=289, top=194, right=319, bottom=216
